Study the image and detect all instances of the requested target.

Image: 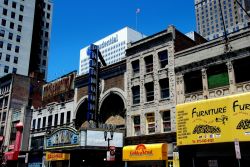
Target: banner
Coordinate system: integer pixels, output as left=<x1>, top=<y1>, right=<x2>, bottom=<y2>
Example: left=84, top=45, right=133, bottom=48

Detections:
left=46, top=152, right=70, bottom=161
left=176, top=92, right=250, bottom=146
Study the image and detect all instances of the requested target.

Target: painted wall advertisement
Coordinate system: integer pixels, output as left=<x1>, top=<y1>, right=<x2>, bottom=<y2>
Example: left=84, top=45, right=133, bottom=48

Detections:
left=176, top=92, right=250, bottom=146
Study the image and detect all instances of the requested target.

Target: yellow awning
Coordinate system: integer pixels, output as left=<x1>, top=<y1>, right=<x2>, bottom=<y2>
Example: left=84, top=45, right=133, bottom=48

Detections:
left=46, top=152, right=70, bottom=161
left=123, top=143, right=167, bottom=161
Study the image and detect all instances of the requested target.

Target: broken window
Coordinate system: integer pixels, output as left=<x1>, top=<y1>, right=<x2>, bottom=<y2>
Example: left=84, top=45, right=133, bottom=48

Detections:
left=184, top=70, right=203, bottom=93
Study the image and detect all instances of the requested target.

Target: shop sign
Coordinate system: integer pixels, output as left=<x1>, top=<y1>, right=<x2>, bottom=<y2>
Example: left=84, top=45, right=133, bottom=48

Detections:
left=45, top=127, right=79, bottom=149
left=45, top=152, right=70, bottom=161
left=176, top=92, right=250, bottom=146
left=123, top=143, right=167, bottom=161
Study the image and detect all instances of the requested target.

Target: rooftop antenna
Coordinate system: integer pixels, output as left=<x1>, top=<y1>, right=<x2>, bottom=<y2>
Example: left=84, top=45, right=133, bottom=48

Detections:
left=136, top=8, right=140, bottom=31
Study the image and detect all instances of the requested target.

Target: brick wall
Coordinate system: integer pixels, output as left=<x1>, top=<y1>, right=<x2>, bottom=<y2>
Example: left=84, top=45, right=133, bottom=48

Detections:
left=104, top=75, right=124, bottom=92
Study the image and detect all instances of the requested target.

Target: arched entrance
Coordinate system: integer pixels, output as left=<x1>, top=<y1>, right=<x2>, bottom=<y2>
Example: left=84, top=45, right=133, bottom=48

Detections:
left=99, top=92, right=125, bottom=125
left=75, top=99, right=88, bottom=129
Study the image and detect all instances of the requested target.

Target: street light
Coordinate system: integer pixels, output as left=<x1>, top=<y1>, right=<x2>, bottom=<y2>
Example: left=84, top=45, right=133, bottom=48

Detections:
left=104, top=130, right=114, bottom=149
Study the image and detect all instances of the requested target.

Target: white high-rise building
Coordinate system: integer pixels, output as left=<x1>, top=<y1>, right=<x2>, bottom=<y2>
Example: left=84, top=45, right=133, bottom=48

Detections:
left=79, top=27, right=145, bottom=75
left=0, top=0, right=53, bottom=79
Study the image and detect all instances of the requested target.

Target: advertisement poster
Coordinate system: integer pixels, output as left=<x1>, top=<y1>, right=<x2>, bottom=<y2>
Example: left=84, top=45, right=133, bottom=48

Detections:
left=176, top=92, right=250, bottom=146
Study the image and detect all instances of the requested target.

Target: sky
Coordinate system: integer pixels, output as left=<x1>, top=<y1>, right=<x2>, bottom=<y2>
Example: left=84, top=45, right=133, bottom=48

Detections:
left=47, top=0, right=196, bottom=81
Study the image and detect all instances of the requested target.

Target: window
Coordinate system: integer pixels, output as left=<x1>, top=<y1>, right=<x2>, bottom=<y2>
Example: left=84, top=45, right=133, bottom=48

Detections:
left=10, top=22, right=14, bottom=29
left=132, top=60, right=140, bottom=75
left=7, top=43, right=11, bottom=50
left=0, top=127, right=4, bottom=136
left=16, top=35, right=21, bottom=42
left=19, top=15, right=23, bottom=22
left=12, top=2, right=16, bottom=8
left=158, top=50, right=168, bottom=68
left=207, top=64, right=229, bottom=89
left=32, top=119, right=36, bottom=129
left=47, top=13, right=50, bottom=19
left=20, top=5, right=24, bottom=12
left=12, top=68, right=17, bottom=74
left=14, top=57, right=18, bottom=64
left=2, top=112, right=6, bottom=122
left=46, top=22, right=49, bottom=28
left=5, top=54, right=10, bottom=62
left=8, top=33, right=13, bottom=40
left=15, top=46, right=19, bottom=53
left=48, top=115, right=52, bottom=127
left=66, top=111, right=71, bottom=124
left=133, top=115, right=140, bottom=136
left=0, top=30, right=4, bottom=37
left=145, top=82, right=154, bottom=102
left=43, top=50, right=47, bottom=56
left=11, top=12, right=15, bottom=19
left=44, top=41, right=48, bottom=47
left=48, top=4, right=51, bottom=10
left=145, top=55, right=153, bottom=73
left=54, top=114, right=58, bottom=127
left=146, top=113, right=155, bottom=134
left=0, top=41, right=3, bottom=48
left=45, top=31, right=49, bottom=38
left=2, top=8, right=7, bottom=16
left=42, top=60, right=46, bottom=66
left=0, top=53, right=2, bottom=60
left=60, top=113, right=64, bottom=125
left=162, top=111, right=171, bottom=132
left=4, top=0, right=8, bottom=5
left=18, top=25, right=22, bottom=32
left=234, top=57, right=250, bottom=83
left=37, top=118, right=41, bottom=129
left=132, top=86, right=140, bottom=104
left=4, top=66, right=9, bottom=73
left=159, top=78, right=169, bottom=99
left=42, top=117, right=46, bottom=129
left=1, top=19, right=6, bottom=26
left=184, top=70, right=203, bottom=93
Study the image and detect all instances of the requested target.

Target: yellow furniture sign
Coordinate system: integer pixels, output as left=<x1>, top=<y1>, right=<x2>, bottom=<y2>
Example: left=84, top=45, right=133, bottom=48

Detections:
left=46, top=152, right=70, bottom=161
left=123, top=143, right=167, bottom=161
left=176, top=92, right=250, bottom=146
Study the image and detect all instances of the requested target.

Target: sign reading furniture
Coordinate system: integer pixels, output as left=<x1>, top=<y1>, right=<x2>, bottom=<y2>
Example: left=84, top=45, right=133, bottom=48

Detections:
left=176, top=92, right=250, bottom=146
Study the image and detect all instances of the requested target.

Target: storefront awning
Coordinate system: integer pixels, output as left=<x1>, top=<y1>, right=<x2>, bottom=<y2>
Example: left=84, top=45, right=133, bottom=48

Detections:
left=46, top=152, right=70, bottom=161
left=123, top=143, right=167, bottom=161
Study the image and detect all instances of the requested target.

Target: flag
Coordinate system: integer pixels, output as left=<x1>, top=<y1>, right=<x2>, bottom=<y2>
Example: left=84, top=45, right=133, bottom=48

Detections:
left=136, top=8, right=140, bottom=14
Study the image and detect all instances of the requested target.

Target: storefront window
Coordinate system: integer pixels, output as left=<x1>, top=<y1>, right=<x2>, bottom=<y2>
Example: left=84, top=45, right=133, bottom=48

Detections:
left=146, top=113, right=155, bottom=134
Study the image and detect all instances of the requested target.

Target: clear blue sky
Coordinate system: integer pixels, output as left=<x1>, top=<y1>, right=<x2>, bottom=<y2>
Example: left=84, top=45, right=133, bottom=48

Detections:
left=48, top=0, right=196, bottom=81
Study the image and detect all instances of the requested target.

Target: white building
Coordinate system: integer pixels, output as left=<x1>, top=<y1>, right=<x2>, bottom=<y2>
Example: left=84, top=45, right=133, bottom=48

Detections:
left=79, top=27, right=145, bottom=75
left=0, top=0, right=53, bottom=79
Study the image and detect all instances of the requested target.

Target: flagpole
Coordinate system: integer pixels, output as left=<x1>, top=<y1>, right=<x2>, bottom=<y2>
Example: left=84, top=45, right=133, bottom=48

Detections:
left=136, top=12, right=138, bottom=31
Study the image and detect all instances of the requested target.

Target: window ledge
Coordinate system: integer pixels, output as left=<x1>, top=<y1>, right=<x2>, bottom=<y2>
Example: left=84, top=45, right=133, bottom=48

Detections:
left=131, top=104, right=140, bottom=107
left=144, top=101, right=154, bottom=105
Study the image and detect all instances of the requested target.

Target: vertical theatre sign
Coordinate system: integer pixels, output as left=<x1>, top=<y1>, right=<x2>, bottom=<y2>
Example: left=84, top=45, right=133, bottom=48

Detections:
left=176, top=92, right=250, bottom=146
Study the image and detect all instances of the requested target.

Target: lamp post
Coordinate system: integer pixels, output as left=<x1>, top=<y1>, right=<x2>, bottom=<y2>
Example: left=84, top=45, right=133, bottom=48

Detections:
left=104, top=130, right=114, bottom=149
